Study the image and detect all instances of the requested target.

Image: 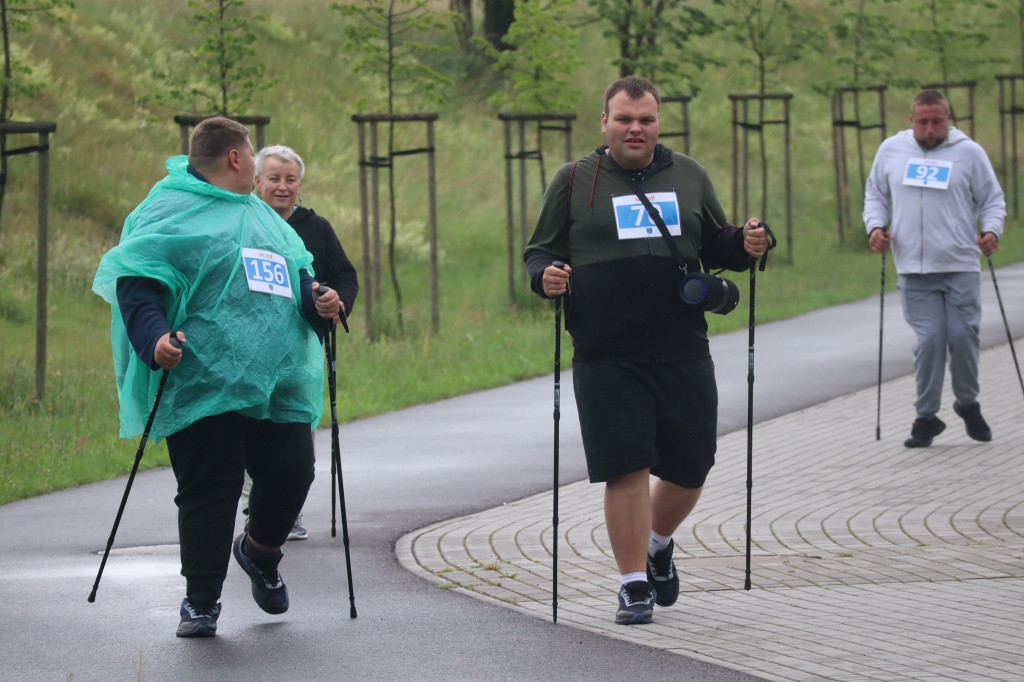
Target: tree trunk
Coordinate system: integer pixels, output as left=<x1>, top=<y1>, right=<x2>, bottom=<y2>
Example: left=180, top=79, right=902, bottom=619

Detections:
left=483, top=0, right=515, bottom=50
left=450, top=0, right=473, bottom=53
left=0, top=0, right=11, bottom=228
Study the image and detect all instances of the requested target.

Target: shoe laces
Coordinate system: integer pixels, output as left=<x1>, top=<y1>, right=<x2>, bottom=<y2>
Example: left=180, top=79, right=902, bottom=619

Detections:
left=184, top=601, right=219, bottom=619
left=622, top=585, right=652, bottom=606
left=242, top=538, right=284, bottom=588
left=648, top=547, right=675, bottom=580
left=253, top=559, right=283, bottom=588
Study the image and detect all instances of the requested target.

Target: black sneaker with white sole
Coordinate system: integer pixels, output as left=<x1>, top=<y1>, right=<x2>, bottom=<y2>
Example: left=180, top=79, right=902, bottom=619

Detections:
left=175, top=597, right=221, bottom=638
left=232, top=533, right=289, bottom=614
left=646, top=539, right=679, bottom=607
left=615, top=580, right=656, bottom=625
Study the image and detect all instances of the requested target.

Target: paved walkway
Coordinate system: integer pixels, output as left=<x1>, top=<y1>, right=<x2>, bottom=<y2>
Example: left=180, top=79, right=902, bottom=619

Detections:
left=399, top=343, right=1024, bottom=682
left=3, top=264, right=1022, bottom=680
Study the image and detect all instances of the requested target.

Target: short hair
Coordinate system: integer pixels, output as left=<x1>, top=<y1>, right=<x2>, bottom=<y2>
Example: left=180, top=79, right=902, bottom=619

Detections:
left=604, top=76, right=661, bottom=114
left=188, top=117, right=250, bottom=170
left=911, top=89, right=950, bottom=115
left=255, top=144, right=305, bottom=180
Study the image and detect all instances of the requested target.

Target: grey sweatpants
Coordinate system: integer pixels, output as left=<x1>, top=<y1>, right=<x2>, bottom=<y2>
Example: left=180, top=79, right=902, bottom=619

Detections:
left=898, top=272, right=982, bottom=419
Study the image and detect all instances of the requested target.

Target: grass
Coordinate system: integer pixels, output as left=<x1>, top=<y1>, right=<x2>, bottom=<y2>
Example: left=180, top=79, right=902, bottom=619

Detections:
left=2, top=0, right=1024, bottom=504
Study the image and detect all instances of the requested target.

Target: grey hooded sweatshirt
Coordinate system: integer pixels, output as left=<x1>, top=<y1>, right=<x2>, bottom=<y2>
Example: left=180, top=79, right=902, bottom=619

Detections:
left=863, top=126, right=1005, bottom=274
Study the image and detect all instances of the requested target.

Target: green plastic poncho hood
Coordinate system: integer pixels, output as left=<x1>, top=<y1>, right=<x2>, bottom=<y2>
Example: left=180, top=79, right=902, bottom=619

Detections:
left=93, top=155, right=324, bottom=442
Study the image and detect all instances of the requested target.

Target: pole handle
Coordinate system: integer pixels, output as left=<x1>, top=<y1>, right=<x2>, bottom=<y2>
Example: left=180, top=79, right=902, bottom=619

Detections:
left=315, top=284, right=350, bottom=334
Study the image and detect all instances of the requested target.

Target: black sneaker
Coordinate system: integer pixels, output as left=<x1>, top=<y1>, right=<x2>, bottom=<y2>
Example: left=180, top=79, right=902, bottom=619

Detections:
left=175, top=597, right=221, bottom=638
left=615, top=580, right=655, bottom=625
left=646, top=539, right=679, bottom=607
left=904, top=416, right=946, bottom=448
left=953, top=401, right=992, bottom=442
left=232, top=533, right=289, bottom=614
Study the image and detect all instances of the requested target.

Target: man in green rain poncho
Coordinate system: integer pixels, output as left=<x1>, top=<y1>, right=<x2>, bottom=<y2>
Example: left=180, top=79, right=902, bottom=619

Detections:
left=93, top=117, right=342, bottom=638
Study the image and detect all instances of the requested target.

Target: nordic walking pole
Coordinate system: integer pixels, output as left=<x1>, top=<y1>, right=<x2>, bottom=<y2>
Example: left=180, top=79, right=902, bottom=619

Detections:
left=320, top=286, right=357, bottom=618
left=551, top=260, right=566, bottom=623
left=744, top=260, right=757, bottom=591
left=89, top=333, right=182, bottom=603
left=329, top=325, right=357, bottom=618
left=986, top=255, right=1024, bottom=401
left=876, top=228, right=888, bottom=441
left=319, top=284, right=345, bottom=535
left=745, top=224, right=775, bottom=592
left=328, top=315, right=337, bottom=537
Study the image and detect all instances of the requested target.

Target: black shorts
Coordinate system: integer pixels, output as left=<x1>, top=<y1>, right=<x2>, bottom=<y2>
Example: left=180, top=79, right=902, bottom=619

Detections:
left=572, top=357, right=717, bottom=488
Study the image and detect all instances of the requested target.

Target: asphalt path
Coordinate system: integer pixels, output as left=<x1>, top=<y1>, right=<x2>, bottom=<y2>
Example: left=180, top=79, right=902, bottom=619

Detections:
left=1, top=263, right=1021, bottom=681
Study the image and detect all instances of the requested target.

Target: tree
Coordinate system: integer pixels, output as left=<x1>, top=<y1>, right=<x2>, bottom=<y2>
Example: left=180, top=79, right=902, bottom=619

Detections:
left=0, top=0, right=73, bottom=230
left=589, top=0, right=718, bottom=94
left=1012, top=0, right=1024, bottom=73
left=450, top=0, right=472, bottom=52
left=336, top=0, right=452, bottom=114
left=335, top=0, right=452, bottom=333
left=825, top=0, right=906, bottom=243
left=144, top=0, right=279, bottom=116
left=716, top=0, right=815, bottom=95
left=910, top=0, right=997, bottom=85
left=483, top=0, right=583, bottom=113
left=825, top=0, right=911, bottom=93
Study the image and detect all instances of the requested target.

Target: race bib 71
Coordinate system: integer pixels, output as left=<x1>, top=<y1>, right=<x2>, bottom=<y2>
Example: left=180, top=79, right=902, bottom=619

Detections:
left=612, top=192, right=681, bottom=240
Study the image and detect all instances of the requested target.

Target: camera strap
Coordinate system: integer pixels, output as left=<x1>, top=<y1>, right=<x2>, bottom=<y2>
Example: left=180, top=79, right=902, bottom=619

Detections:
left=603, top=152, right=693, bottom=274
left=605, top=151, right=778, bottom=273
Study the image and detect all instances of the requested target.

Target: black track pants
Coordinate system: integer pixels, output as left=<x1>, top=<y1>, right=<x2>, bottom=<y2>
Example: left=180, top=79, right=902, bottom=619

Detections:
left=166, top=412, right=315, bottom=600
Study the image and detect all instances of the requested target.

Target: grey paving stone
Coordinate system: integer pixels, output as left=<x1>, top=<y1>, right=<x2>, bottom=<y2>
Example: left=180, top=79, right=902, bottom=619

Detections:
left=399, top=343, right=1024, bottom=681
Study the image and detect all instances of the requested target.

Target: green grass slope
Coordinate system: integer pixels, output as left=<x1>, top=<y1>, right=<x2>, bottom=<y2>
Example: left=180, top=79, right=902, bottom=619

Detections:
left=1, top=0, right=1022, bottom=503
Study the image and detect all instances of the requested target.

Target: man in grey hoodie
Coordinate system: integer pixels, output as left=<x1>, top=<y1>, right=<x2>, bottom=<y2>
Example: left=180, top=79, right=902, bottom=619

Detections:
left=864, top=89, right=1005, bottom=448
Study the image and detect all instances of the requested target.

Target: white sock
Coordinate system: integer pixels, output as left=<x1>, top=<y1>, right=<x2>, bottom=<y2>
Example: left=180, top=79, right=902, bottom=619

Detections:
left=648, top=531, right=672, bottom=557
left=621, top=571, right=647, bottom=587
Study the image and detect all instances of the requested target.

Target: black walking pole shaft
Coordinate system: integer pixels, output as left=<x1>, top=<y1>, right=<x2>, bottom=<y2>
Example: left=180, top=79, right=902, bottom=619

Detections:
left=743, top=223, right=774, bottom=592
left=551, top=261, right=565, bottom=623
left=318, top=285, right=349, bottom=537
left=745, top=266, right=755, bottom=591
left=876, top=246, right=887, bottom=440
left=987, top=256, right=1024, bottom=400
left=88, top=334, right=180, bottom=602
left=327, top=328, right=338, bottom=537
left=316, top=285, right=356, bottom=617
left=328, top=325, right=357, bottom=618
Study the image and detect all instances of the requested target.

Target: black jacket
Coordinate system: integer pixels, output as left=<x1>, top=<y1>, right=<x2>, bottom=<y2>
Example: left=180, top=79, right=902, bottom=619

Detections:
left=288, top=206, right=359, bottom=317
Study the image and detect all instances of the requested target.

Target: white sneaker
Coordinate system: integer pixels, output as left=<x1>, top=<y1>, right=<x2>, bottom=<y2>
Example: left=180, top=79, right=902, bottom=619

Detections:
left=287, top=514, right=308, bottom=541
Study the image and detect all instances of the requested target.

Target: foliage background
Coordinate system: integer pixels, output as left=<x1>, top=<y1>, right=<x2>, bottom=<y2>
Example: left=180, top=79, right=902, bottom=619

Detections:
left=2, top=0, right=1024, bottom=503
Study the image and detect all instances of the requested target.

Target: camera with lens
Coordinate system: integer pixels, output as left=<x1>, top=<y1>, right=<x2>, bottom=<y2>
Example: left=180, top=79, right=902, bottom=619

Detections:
left=679, top=272, right=740, bottom=315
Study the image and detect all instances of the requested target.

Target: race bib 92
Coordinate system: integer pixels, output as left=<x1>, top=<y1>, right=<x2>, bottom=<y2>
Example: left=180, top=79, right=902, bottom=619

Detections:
left=612, top=192, right=681, bottom=240
left=242, top=248, right=293, bottom=298
left=903, top=158, right=953, bottom=190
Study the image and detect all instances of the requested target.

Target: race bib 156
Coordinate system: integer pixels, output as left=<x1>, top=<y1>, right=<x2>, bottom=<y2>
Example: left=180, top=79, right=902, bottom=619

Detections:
left=242, top=248, right=293, bottom=298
